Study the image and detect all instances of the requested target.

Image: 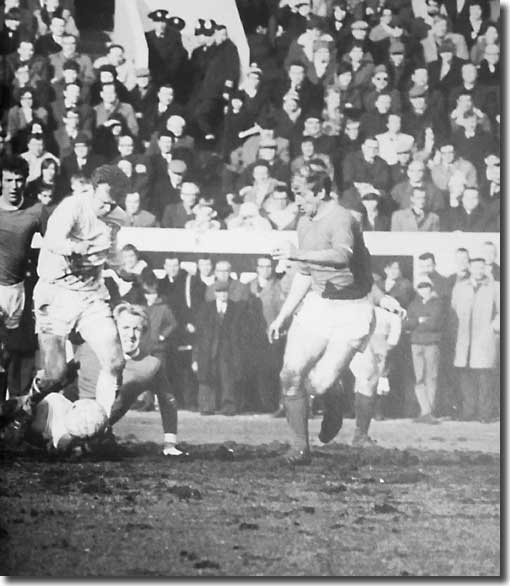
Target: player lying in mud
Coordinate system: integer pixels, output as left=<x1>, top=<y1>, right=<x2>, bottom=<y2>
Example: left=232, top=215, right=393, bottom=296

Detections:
left=0, top=303, right=186, bottom=458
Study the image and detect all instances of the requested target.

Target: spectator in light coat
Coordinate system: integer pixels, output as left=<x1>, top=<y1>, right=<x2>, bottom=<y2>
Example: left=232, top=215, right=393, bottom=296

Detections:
left=450, top=257, right=499, bottom=421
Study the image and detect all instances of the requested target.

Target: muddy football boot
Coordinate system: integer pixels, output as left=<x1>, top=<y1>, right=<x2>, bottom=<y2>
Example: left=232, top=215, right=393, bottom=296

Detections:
left=318, top=386, right=344, bottom=444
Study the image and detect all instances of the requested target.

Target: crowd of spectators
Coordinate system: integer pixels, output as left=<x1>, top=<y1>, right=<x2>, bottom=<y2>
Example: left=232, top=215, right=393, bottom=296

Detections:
left=0, top=0, right=500, bottom=421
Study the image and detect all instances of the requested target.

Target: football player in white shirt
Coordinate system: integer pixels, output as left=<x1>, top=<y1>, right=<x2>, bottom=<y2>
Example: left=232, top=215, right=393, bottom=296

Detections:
left=32, top=165, right=130, bottom=417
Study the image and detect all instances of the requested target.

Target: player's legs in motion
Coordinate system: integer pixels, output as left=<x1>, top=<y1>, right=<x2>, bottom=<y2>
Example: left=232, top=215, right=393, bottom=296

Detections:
left=280, top=326, right=326, bottom=463
left=77, top=315, right=125, bottom=417
left=350, top=344, right=380, bottom=446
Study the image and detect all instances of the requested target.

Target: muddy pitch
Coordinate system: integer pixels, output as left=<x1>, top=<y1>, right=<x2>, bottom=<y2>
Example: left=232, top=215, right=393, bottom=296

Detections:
left=0, top=436, right=500, bottom=577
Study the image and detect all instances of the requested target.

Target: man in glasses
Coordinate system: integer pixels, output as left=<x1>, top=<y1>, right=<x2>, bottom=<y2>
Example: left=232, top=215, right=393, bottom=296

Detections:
left=32, top=164, right=130, bottom=418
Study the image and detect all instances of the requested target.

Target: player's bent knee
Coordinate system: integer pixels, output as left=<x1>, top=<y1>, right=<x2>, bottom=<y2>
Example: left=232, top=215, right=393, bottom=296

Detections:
left=280, top=368, right=304, bottom=398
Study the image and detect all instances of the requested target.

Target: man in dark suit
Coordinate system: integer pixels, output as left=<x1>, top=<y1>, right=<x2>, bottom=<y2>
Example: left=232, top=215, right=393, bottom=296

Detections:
left=439, top=187, right=492, bottom=232
left=128, top=68, right=158, bottom=142
left=193, top=281, right=245, bottom=415
left=60, top=132, right=105, bottom=191
left=161, top=180, right=199, bottom=229
left=34, top=13, right=65, bottom=57
left=205, top=260, right=250, bottom=303
left=145, top=9, right=188, bottom=91
left=342, top=136, right=392, bottom=193
left=0, top=8, right=21, bottom=55
left=427, top=39, right=465, bottom=96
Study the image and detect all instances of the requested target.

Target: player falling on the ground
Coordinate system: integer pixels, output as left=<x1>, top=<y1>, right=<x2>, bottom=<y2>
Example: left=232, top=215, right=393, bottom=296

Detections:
left=31, top=164, right=130, bottom=417
left=269, top=171, right=400, bottom=464
left=0, top=156, right=45, bottom=400
left=0, top=303, right=185, bottom=456
left=75, top=302, right=185, bottom=457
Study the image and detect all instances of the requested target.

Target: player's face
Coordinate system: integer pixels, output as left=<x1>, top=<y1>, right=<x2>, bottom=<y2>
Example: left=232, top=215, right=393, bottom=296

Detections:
left=92, top=183, right=118, bottom=217
left=296, top=186, right=320, bottom=217
left=117, top=313, right=144, bottom=355
left=1, top=170, right=26, bottom=206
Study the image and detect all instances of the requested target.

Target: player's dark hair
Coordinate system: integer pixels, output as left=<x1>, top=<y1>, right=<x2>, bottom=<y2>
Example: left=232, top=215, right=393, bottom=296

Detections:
left=0, top=155, right=29, bottom=181
left=91, top=165, right=130, bottom=203
left=306, top=170, right=332, bottom=201
left=456, top=247, right=469, bottom=255
left=418, top=252, right=436, bottom=264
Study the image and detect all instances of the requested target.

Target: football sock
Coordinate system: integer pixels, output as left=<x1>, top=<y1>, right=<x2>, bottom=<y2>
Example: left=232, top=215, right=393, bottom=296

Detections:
left=283, top=394, right=309, bottom=452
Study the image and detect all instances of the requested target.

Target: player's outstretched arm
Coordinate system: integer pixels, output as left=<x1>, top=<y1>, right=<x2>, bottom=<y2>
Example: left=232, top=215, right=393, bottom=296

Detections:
left=268, top=272, right=311, bottom=342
